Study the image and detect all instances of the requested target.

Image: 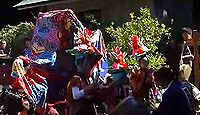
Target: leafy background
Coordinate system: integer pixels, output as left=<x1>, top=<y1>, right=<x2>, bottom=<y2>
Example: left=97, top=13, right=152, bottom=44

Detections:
left=106, top=7, right=171, bottom=70
left=0, top=22, right=34, bottom=57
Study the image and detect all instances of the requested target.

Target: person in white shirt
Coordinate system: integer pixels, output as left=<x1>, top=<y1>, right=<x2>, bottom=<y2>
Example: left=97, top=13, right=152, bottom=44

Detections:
left=180, top=27, right=200, bottom=101
left=67, top=75, right=96, bottom=115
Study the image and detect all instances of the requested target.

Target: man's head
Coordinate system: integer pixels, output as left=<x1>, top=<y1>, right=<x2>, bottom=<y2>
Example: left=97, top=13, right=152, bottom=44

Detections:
left=0, top=40, right=7, bottom=49
left=68, top=75, right=82, bottom=88
left=155, top=67, right=174, bottom=88
left=139, top=57, right=149, bottom=69
left=182, top=27, right=192, bottom=41
left=24, top=38, right=31, bottom=49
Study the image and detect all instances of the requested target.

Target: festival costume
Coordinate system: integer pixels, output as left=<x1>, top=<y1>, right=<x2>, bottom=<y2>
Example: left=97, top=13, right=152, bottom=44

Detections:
left=102, top=47, right=130, bottom=115
left=131, top=35, right=150, bottom=60
left=130, top=35, right=158, bottom=106
left=131, top=68, right=154, bottom=100
left=109, top=47, right=128, bottom=87
left=11, top=9, right=84, bottom=109
left=70, top=28, right=107, bottom=79
left=9, top=8, right=108, bottom=114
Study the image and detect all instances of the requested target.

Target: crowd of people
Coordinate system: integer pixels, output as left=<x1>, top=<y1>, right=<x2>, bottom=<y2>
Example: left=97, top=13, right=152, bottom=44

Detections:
left=39, top=27, right=200, bottom=115
left=61, top=26, right=200, bottom=115
left=31, top=27, right=200, bottom=115
left=0, top=8, right=200, bottom=115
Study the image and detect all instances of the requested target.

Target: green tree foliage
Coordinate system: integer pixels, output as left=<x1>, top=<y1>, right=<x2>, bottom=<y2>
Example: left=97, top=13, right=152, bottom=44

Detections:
left=106, top=7, right=170, bottom=70
left=0, top=22, right=34, bottom=57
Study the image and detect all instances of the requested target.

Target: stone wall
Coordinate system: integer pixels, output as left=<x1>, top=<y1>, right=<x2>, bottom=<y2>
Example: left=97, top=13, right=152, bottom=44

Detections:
left=44, top=0, right=193, bottom=38
left=45, top=0, right=153, bottom=42
left=153, top=0, right=193, bottom=35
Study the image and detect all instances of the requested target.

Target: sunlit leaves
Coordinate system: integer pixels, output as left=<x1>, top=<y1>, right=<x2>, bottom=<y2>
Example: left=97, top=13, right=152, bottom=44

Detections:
left=0, top=22, right=34, bottom=44
left=106, top=7, right=170, bottom=70
left=0, top=22, right=34, bottom=57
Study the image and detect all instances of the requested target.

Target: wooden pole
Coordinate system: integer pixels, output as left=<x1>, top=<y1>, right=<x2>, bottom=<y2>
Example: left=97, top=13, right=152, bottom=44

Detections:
left=192, top=31, right=200, bottom=88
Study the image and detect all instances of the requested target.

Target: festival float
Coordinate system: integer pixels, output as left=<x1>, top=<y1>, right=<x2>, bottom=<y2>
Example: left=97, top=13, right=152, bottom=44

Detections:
left=0, top=9, right=108, bottom=114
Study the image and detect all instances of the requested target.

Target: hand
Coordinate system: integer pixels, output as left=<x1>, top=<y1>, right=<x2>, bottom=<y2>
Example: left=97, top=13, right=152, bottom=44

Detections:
left=99, top=84, right=103, bottom=89
left=84, top=85, right=96, bottom=94
left=99, top=84, right=107, bottom=89
left=22, top=98, right=30, bottom=110
left=47, top=103, right=55, bottom=107
left=18, top=56, right=31, bottom=64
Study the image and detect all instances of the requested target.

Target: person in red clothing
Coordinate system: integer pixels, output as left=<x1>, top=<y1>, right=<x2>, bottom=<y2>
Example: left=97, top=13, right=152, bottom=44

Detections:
left=130, top=57, right=154, bottom=100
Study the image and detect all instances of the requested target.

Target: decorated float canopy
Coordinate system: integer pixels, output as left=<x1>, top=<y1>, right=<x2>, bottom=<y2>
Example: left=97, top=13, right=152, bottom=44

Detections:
left=31, top=8, right=108, bottom=79
left=32, top=9, right=85, bottom=53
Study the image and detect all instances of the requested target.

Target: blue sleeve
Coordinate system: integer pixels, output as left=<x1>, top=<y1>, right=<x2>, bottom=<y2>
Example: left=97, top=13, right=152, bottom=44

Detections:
left=35, top=52, right=57, bottom=67
left=72, top=86, right=85, bottom=100
left=24, top=49, right=32, bottom=56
